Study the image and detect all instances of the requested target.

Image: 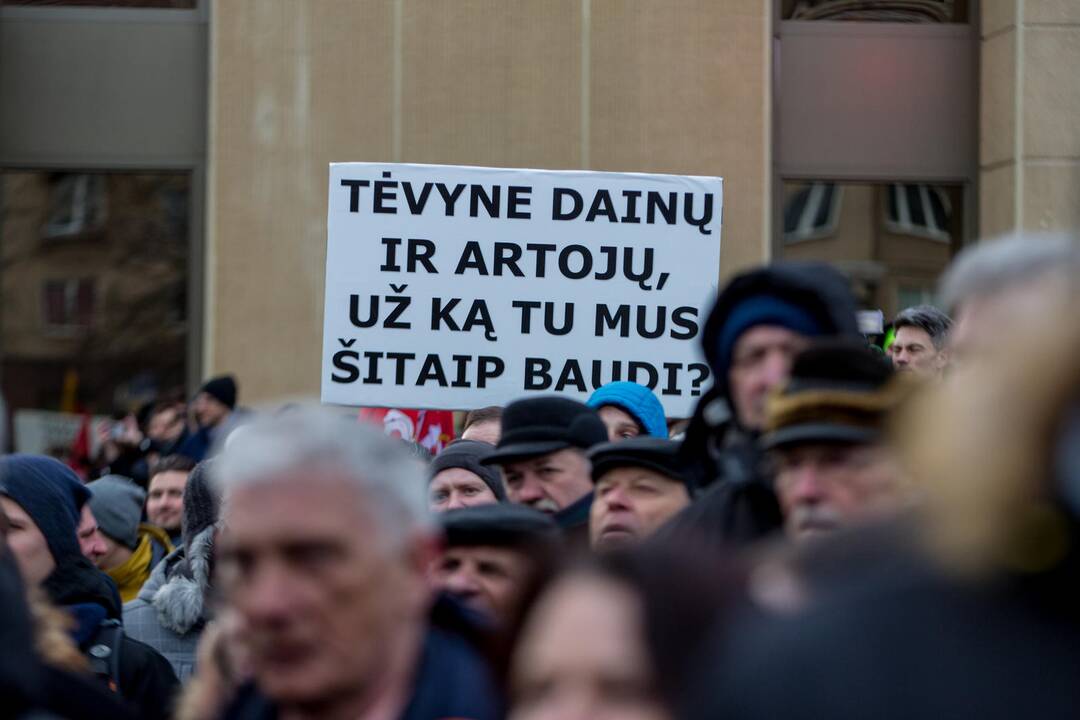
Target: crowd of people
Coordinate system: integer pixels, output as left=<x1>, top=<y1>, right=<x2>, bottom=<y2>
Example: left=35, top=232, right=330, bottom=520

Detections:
left=1, top=231, right=1079, bottom=719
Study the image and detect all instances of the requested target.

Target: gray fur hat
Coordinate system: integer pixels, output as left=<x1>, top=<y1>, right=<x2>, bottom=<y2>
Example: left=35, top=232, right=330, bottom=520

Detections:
left=181, top=459, right=221, bottom=553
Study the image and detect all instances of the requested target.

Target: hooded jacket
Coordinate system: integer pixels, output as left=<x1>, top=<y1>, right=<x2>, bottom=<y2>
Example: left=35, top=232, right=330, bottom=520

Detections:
left=0, top=547, right=139, bottom=720
left=0, top=454, right=179, bottom=719
left=677, top=263, right=861, bottom=543
left=124, top=458, right=220, bottom=681
left=124, top=525, right=214, bottom=681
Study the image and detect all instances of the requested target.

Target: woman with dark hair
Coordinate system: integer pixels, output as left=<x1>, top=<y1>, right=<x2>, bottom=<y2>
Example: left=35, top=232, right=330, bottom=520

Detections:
left=506, top=546, right=742, bottom=720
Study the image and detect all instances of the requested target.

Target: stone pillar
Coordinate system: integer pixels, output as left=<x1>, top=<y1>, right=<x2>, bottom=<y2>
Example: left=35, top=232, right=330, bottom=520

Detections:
left=981, top=1, right=1080, bottom=237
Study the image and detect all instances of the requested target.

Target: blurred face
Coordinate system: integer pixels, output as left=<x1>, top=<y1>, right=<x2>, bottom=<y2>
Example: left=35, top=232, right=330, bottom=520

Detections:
left=890, top=326, right=947, bottom=377
left=78, top=505, right=108, bottom=566
left=428, top=468, right=499, bottom=512
left=429, top=545, right=528, bottom=622
left=218, top=471, right=432, bottom=707
left=194, top=392, right=230, bottom=428
left=510, top=574, right=669, bottom=720
left=590, top=467, right=690, bottom=551
left=148, top=406, right=186, bottom=443
left=597, top=406, right=643, bottom=442
left=461, top=420, right=501, bottom=445
left=1, top=497, right=55, bottom=586
left=147, top=470, right=187, bottom=532
left=95, top=532, right=131, bottom=572
left=501, top=449, right=592, bottom=514
left=729, top=326, right=809, bottom=430
left=774, top=442, right=901, bottom=543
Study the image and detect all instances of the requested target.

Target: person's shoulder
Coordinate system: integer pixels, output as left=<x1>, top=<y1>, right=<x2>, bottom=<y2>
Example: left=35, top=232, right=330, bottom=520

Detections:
left=39, top=663, right=140, bottom=720
left=119, top=633, right=179, bottom=683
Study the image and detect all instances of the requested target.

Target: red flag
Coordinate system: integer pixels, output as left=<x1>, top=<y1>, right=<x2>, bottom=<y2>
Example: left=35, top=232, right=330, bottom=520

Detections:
left=357, top=408, right=455, bottom=455
left=68, top=413, right=92, bottom=480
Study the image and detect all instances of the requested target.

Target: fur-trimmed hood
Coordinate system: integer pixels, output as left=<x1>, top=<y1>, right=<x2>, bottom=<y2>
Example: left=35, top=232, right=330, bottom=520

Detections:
left=139, top=525, right=214, bottom=635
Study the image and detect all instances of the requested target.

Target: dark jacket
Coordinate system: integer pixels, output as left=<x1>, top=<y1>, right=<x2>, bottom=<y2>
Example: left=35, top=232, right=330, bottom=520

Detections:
left=0, top=549, right=138, bottom=720
left=677, top=262, right=861, bottom=545
left=554, top=491, right=593, bottom=549
left=48, top=555, right=180, bottom=720
left=222, top=624, right=503, bottom=720
left=692, top=537, right=1080, bottom=720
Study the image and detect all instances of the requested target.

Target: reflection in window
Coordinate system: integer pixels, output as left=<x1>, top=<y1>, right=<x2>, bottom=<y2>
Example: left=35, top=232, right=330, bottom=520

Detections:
left=784, top=182, right=842, bottom=243
left=885, top=183, right=951, bottom=243
left=1, top=171, right=190, bottom=451
left=782, top=0, right=964, bottom=23
left=778, top=180, right=962, bottom=319
left=44, top=174, right=107, bottom=238
left=42, top=278, right=96, bottom=330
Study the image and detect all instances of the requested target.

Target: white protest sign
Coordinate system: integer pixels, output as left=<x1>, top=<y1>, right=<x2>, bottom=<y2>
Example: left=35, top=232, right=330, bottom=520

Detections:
left=322, top=163, right=722, bottom=417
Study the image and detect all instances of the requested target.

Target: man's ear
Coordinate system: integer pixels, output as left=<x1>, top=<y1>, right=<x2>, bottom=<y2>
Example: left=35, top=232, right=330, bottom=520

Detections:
left=405, top=530, right=443, bottom=579
left=934, top=349, right=950, bottom=371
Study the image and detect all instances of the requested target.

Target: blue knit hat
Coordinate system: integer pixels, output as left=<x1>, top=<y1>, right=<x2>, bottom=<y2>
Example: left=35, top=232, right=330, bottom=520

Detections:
left=715, top=295, right=823, bottom=376
left=587, top=381, right=668, bottom=439
left=0, top=455, right=89, bottom=564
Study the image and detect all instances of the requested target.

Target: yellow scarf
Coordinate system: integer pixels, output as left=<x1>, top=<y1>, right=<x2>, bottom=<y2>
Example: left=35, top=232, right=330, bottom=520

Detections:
left=106, top=524, right=173, bottom=603
left=107, top=534, right=153, bottom=603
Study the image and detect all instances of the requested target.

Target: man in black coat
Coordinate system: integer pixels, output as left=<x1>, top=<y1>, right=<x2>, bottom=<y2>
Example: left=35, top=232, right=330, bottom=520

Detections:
left=674, top=262, right=862, bottom=545
left=0, top=454, right=179, bottom=720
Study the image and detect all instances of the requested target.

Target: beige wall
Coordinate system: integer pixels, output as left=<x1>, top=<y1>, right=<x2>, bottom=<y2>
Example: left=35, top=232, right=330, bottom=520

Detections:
left=207, top=0, right=770, bottom=403
left=980, top=0, right=1080, bottom=236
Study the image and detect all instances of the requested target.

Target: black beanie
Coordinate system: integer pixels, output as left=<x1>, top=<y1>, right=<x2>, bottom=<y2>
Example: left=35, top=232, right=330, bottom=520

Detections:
left=0, top=455, right=88, bottom=565
left=430, top=440, right=507, bottom=502
left=199, top=375, right=237, bottom=410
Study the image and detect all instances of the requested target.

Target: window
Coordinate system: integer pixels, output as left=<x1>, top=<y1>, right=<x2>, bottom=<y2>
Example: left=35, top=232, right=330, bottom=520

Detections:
left=778, top=180, right=963, bottom=319
left=884, top=183, right=951, bottom=242
left=42, top=278, right=96, bottom=329
left=43, top=174, right=107, bottom=239
left=781, top=0, right=965, bottom=23
left=897, top=282, right=935, bottom=310
left=2, top=170, right=191, bottom=453
left=783, top=182, right=842, bottom=243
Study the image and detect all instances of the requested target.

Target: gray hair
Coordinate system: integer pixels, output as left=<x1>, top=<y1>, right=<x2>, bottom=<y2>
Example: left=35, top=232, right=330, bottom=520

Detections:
left=893, top=305, right=952, bottom=350
left=214, top=405, right=432, bottom=545
left=938, top=232, right=1080, bottom=313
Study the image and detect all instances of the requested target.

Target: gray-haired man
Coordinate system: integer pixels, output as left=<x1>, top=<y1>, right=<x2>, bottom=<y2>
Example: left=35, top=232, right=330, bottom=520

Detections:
left=889, top=305, right=952, bottom=378
left=214, top=406, right=500, bottom=720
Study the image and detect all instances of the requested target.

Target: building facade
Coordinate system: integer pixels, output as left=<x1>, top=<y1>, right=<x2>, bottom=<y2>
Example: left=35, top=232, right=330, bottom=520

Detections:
left=1, top=0, right=1077, bottom=443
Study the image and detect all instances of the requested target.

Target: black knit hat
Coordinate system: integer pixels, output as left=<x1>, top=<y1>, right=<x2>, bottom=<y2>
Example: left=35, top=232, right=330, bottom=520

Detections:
left=441, top=504, right=560, bottom=550
left=481, top=396, right=608, bottom=466
left=762, top=340, right=899, bottom=450
left=587, top=437, right=692, bottom=493
left=430, top=440, right=507, bottom=502
left=199, top=375, right=237, bottom=410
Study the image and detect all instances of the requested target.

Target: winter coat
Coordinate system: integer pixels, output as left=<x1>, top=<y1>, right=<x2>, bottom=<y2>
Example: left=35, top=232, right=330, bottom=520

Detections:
left=222, top=625, right=503, bottom=720
left=46, top=556, right=180, bottom=720
left=677, top=262, right=861, bottom=545
left=124, top=525, right=214, bottom=681
left=694, top=551, right=1080, bottom=720
left=0, top=549, right=139, bottom=720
